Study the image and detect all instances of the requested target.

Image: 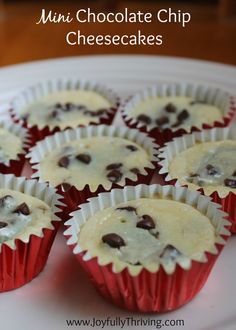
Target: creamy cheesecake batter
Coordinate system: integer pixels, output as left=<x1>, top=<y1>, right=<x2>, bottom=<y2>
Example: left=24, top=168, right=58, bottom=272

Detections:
left=129, top=96, right=222, bottom=131
left=0, top=189, right=53, bottom=245
left=79, top=198, right=216, bottom=272
left=0, top=128, right=23, bottom=164
left=38, top=137, right=152, bottom=191
left=169, top=140, right=236, bottom=197
left=21, top=90, right=112, bottom=129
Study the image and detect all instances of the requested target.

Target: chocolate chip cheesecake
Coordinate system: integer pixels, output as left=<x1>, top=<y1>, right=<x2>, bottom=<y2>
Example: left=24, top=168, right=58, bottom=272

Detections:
left=0, top=189, right=52, bottom=245
left=130, top=96, right=222, bottom=132
left=37, top=136, right=153, bottom=192
left=78, top=197, right=216, bottom=272
left=0, top=127, right=23, bottom=165
left=169, top=140, right=236, bottom=197
left=20, top=89, right=113, bottom=129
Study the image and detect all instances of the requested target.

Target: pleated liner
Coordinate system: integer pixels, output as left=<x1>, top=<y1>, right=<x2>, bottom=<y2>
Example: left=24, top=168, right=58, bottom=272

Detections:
left=64, top=184, right=230, bottom=313
left=27, top=125, right=159, bottom=220
left=0, top=120, right=31, bottom=176
left=121, top=82, right=236, bottom=146
left=9, top=78, right=120, bottom=144
left=158, top=126, right=236, bottom=233
left=0, top=174, right=63, bottom=292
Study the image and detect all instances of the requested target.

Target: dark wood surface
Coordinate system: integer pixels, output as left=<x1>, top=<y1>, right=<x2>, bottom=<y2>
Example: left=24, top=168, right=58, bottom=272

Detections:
left=0, top=1, right=236, bottom=67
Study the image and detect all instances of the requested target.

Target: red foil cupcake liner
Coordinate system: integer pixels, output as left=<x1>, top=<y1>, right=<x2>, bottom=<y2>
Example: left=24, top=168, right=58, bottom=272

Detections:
left=121, top=83, right=236, bottom=146
left=209, top=191, right=236, bottom=233
left=64, top=184, right=230, bottom=312
left=158, top=126, right=236, bottom=233
left=27, top=125, right=159, bottom=221
left=9, top=78, right=120, bottom=144
left=72, top=248, right=223, bottom=313
left=0, top=223, right=59, bottom=292
left=0, top=174, right=63, bottom=292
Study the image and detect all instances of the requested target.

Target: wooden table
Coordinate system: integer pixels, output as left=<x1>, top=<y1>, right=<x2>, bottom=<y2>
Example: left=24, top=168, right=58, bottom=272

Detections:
left=0, top=1, right=236, bottom=67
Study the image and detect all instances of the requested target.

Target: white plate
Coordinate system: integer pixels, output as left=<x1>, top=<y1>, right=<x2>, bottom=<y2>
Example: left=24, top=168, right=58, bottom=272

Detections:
left=0, top=55, right=236, bottom=330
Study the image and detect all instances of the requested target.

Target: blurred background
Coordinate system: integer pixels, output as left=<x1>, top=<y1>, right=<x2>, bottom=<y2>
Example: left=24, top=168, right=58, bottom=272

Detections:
left=0, top=0, right=235, bottom=66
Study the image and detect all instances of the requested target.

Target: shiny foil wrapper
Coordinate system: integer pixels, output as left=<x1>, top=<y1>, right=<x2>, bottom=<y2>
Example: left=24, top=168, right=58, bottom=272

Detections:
left=0, top=174, right=63, bottom=292
left=64, top=184, right=230, bottom=312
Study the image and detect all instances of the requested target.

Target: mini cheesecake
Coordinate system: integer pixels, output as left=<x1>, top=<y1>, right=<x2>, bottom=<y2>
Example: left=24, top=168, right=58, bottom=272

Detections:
left=78, top=197, right=217, bottom=272
left=0, top=189, right=52, bottom=245
left=21, top=90, right=112, bottom=129
left=169, top=140, right=236, bottom=197
left=0, top=127, right=23, bottom=165
left=130, top=96, right=222, bottom=132
left=37, top=136, right=153, bottom=192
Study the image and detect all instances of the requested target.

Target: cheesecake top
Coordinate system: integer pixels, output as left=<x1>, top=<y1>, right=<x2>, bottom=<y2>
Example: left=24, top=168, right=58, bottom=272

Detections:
left=78, top=197, right=216, bottom=273
left=169, top=140, right=236, bottom=197
left=0, top=128, right=23, bottom=165
left=21, top=90, right=112, bottom=129
left=0, top=188, right=53, bottom=245
left=38, top=136, right=153, bottom=191
left=129, top=96, right=222, bottom=132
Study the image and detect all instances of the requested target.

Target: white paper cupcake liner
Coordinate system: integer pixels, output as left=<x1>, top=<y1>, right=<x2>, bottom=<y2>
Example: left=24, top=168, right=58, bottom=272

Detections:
left=0, top=174, right=64, bottom=291
left=0, top=120, right=31, bottom=166
left=27, top=124, right=159, bottom=192
left=9, top=77, right=120, bottom=141
left=63, top=184, right=230, bottom=312
left=65, top=183, right=230, bottom=275
left=121, top=82, right=236, bottom=144
left=0, top=174, right=63, bottom=250
left=158, top=125, right=236, bottom=232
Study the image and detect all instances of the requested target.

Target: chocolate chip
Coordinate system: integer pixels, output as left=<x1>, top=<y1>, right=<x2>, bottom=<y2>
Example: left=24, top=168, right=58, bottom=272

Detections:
left=164, top=103, right=176, bottom=113
left=224, top=178, right=236, bottom=188
left=77, top=104, right=86, bottom=111
left=155, top=116, right=169, bottom=126
left=152, top=232, right=160, bottom=239
left=116, top=206, right=137, bottom=212
left=61, top=182, right=72, bottom=192
left=50, top=110, right=59, bottom=119
left=177, top=109, right=189, bottom=122
left=107, top=169, right=122, bottom=183
left=21, top=113, right=29, bottom=121
left=0, top=195, right=13, bottom=207
left=206, top=164, right=219, bottom=176
left=190, top=173, right=198, bottom=177
left=58, top=156, right=70, bottom=168
left=96, top=109, right=107, bottom=115
left=106, top=163, right=122, bottom=171
left=137, top=114, right=152, bottom=125
left=160, top=244, right=181, bottom=260
left=126, top=145, right=138, bottom=152
left=130, top=261, right=141, bottom=266
left=0, top=222, right=7, bottom=229
left=14, top=203, right=30, bottom=216
left=102, top=233, right=125, bottom=248
left=232, top=170, right=236, bottom=177
left=171, top=121, right=181, bottom=128
left=55, top=103, right=62, bottom=108
left=137, top=215, right=155, bottom=230
left=64, top=102, right=74, bottom=111
left=76, top=154, right=91, bottom=164
left=130, top=168, right=140, bottom=175
left=83, top=110, right=98, bottom=117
